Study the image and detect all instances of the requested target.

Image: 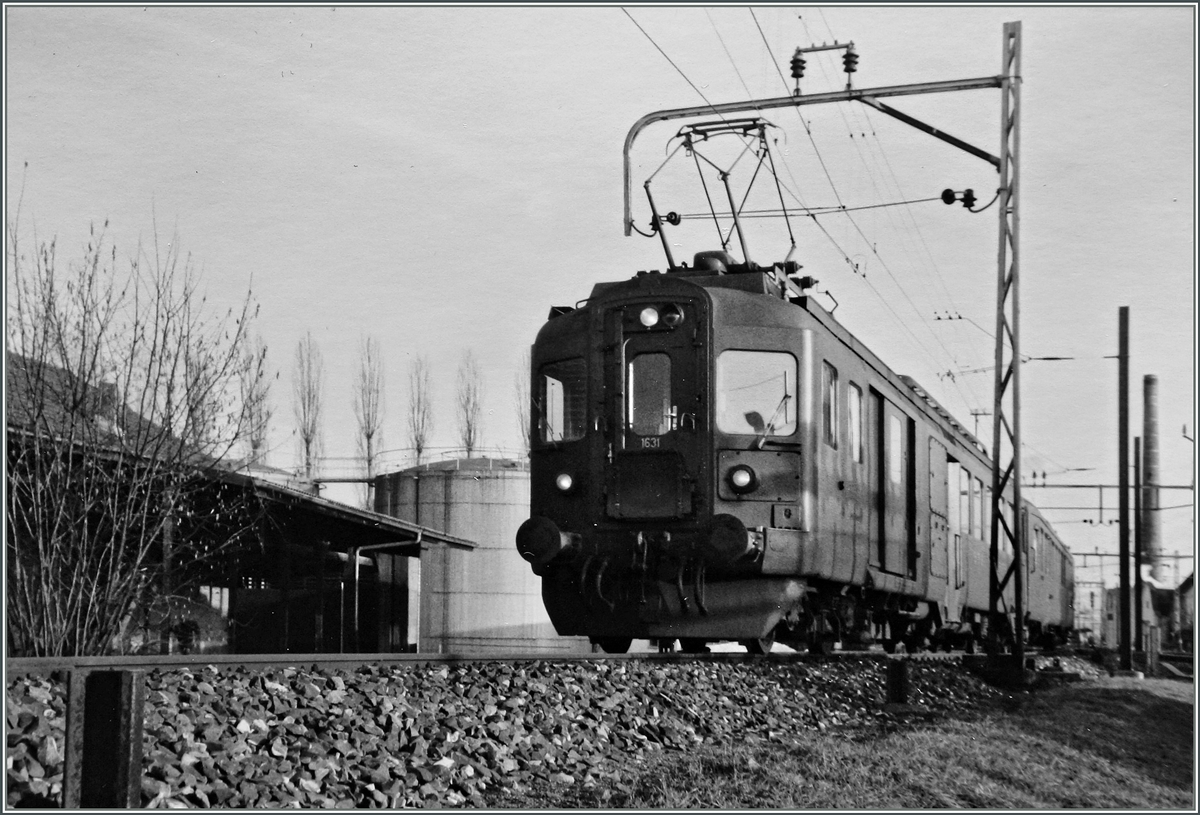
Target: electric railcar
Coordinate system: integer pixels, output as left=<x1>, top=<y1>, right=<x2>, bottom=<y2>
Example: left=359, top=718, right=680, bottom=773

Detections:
left=516, top=250, right=1073, bottom=654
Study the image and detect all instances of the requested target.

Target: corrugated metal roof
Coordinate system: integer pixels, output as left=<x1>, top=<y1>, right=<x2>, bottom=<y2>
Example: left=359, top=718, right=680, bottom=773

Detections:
left=219, top=469, right=475, bottom=552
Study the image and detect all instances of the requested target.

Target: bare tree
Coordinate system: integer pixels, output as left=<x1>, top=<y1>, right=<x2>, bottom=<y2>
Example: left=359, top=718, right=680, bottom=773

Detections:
left=407, top=355, right=433, bottom=465
left=5, top=215, right=265, bottom=657
left=456, top=350, right=484, bottom=457
left=242, top=333, right=273, bottom=465
left=353, top=335, right=384, bottom=509
left=293, top=331, right=323, bottom=480
left=514, top=346, right=532, bottom=458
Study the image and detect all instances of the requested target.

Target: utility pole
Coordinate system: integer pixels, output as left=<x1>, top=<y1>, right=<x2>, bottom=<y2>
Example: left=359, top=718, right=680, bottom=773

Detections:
left=1118, top=307, right=1131, bottom=671
left=971, top=409, right=991, bottom=439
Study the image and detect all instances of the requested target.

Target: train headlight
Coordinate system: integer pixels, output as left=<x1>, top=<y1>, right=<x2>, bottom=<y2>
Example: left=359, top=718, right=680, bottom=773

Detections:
left=639, top=306, right=660, bottom=327
left=728, top=465, right=758, bottom=495
left=662, top=303, right=685, bottom=328
left=555, top=472, right=575, bottom=493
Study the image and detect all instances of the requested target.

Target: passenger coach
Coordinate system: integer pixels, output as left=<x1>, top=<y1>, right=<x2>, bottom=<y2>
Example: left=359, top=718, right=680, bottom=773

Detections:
left=517, top=250, right=1073, bottom=654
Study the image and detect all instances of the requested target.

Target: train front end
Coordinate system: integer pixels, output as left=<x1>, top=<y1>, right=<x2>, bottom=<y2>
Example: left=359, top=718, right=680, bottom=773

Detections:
left=515, top=264, right=806, bottom=652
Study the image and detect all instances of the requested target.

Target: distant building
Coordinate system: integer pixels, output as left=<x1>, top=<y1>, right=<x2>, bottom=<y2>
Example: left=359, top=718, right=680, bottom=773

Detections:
left=1177, top=573, right=1193, bottom=652
left=1074, top=579, right=1106, bottom=644
left=6, top=351, right=473, bottom=656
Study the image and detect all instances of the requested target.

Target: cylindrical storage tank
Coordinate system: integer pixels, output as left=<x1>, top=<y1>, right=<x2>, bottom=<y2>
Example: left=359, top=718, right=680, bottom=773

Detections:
left=375, top=458, right=590, bottom=655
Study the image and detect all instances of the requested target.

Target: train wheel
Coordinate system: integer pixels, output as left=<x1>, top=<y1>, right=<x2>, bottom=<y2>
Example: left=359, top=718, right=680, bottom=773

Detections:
left=809, top=635, right=836, bottom=656
left=680, top=638, right=709, bottom=654
left=742, top=631, right=776, bottom=655
left=593, top=637, right=632, bottom=655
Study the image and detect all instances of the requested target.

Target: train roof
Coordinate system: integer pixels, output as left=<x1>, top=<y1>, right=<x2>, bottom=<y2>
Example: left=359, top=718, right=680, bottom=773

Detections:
left=571, top=257, right=991, bottom=470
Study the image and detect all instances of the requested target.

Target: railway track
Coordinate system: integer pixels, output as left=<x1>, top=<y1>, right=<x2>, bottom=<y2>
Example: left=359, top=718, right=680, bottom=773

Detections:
left=6, top=646, right=968, bottom=677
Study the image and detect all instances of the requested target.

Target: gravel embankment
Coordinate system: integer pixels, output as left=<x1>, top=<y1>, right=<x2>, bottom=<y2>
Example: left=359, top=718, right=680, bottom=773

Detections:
left=6, top=655, right=1091, bottom=808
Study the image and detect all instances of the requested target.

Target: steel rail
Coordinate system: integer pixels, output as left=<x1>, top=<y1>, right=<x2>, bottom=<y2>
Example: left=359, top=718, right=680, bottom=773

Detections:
left=6, top=648, right=974, bottom=677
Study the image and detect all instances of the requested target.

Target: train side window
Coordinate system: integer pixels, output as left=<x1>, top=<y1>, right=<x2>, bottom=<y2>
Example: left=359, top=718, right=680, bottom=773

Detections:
left=947, top=460, right=961, bottom=532
left=627, top=352, right=672, bottom=436
left=715, top=350, right=797, bottom=437
left=539, top=357, right=586, bottom=442
left=888, top=415, right=902, bottom=483
left=958, top=468, right=971, bottom=537
left=928, top=440, right=948, bottom=512
left=973, top=477, right=985, bottom=538
left=967, top=477, right=978, bottom=537
left=1031, top=527, right=1039, bottom=572
left=822, top=361, right=839, bottom=448
left=848, top=382, right=863, bottom=462
left=983, top=484, right=992, bottom=538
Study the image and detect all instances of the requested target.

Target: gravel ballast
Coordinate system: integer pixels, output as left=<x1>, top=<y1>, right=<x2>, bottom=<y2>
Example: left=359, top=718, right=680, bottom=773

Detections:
left=6, top=654, right=1092, bottom=808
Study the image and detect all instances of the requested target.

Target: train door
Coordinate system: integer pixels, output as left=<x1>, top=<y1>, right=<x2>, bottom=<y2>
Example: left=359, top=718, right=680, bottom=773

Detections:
left=928, top=439, right=950, bottom=583
left=604, top=299, right=707, bottom=521
left=875, top=391, right=916, bottom=577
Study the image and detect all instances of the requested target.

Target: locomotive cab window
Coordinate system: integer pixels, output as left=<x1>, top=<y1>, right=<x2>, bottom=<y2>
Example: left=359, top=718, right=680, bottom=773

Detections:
left=715, top=350, right=797, bottom=437
left=627, top=352, right=672, bottom=436
left=538, top=357, right=586, bottom=443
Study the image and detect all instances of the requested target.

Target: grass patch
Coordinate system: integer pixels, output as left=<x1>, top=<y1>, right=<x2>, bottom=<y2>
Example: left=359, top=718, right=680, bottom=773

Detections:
left=493, top=677, right=1193, bottom=809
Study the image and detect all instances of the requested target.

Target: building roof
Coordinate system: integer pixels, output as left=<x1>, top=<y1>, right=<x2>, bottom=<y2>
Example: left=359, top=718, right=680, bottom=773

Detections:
left=220, top=470, right=475, bottom=555
left=387, top=457, right=529, bottom=475
left=7, top=352, right=474, bottom=557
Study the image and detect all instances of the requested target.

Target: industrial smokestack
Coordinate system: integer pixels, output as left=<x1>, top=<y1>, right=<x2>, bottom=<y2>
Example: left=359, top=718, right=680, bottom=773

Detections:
left=1142, top=375, right=1163, bottom=582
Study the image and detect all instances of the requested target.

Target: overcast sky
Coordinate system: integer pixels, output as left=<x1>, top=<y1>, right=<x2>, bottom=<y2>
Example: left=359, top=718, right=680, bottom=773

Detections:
left=5, top=4, right=1195, bottom=580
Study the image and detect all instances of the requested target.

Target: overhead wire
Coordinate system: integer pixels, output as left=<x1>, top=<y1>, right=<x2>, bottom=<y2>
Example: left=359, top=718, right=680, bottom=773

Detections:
left=811, top=8, right=995, bottom=371
left=707, top=8, right=754, bottom=99
left=622, top=8, right=722, bottom=114
left=752, top=7, right=981, bottom=414
left=623, top=7, right=785, bottom=247
left=626, top=6, right=995, bottom=418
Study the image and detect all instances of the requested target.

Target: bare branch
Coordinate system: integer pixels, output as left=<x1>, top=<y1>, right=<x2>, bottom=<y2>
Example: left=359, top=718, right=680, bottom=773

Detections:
left=515, top=346, right=531, bottom=458
left=5, top=214, right=264, bottom=657
left=456, top=350, right=483, bottom=457
left=407, top=355, right=433, bottom=465
left=353, top=335, right=384, bottom=508
left=293, top=331, right=323, bottom=479
left=241, top=334, right=272, bottom=465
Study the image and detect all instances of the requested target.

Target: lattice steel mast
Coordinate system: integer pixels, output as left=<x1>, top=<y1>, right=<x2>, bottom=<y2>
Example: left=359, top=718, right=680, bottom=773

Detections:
left=989, top=22, right=1024, bottom=667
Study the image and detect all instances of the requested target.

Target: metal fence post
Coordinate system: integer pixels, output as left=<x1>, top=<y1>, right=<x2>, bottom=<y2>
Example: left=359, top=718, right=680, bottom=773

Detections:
left=62, top=670, right=145, bottom=808
left=886, top=659, right=909, bottom=704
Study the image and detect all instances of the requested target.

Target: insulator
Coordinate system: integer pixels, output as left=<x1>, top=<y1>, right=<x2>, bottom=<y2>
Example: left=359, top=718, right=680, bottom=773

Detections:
left=842, top=48, right=859, bottom=73
left=961, top=189, right=977, bottom=209
left=941, top=189, right=957, bottom=205
left=790, top=50, right=806, bottom=79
